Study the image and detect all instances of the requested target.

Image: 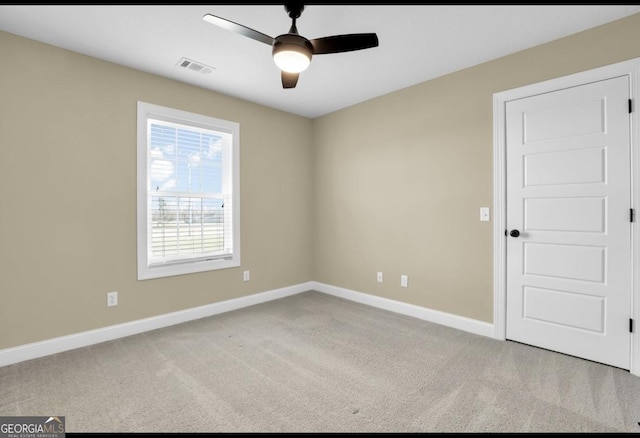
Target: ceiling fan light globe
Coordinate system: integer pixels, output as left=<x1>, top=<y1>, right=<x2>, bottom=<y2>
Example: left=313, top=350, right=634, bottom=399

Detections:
left=274, top=50, right=310, bottom=73
left=272, top=34, right=313, bottom=73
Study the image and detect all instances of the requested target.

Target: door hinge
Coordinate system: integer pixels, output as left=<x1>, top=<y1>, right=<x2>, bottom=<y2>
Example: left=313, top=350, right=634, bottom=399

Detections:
left=630, top=318, right=634, bottom=333
left=631, top=208, right=635, bottom=223
left=630, top=99, right=633, bottom=114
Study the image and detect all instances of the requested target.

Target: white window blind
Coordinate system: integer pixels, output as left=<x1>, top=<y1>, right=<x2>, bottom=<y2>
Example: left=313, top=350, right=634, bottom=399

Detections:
left=137, top=102, right=240, bottom=280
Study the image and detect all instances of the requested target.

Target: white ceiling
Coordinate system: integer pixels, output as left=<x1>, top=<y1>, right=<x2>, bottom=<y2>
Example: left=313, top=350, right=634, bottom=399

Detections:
left=1, top=4, right=640, bottom=119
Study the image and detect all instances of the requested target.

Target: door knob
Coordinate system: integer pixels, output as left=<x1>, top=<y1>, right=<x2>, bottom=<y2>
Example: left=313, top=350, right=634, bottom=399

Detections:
left=509, top=229, right=520, bottom=238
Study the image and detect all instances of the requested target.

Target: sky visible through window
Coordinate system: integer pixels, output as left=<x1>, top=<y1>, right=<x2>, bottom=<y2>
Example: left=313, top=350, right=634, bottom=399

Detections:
left=149, top=123, right=223, bottom=196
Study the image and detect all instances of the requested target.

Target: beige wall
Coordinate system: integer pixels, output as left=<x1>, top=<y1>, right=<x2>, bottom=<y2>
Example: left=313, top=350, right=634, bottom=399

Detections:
left=312, top=13, right=640, bottom=323
left=0, top=31, right=314, bottom=349
left=2, top=13, right=640, bottom=351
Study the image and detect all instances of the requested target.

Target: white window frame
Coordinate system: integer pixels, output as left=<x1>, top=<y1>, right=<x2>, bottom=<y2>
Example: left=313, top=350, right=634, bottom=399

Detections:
left=137, top=101, right=240, bottom=280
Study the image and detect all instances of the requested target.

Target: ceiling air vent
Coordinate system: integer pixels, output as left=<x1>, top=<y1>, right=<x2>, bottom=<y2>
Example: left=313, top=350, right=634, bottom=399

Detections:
left=176, top=57, right=214, bottom=75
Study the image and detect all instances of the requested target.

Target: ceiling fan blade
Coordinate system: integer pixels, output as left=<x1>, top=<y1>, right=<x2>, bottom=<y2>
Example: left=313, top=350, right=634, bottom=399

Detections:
left=310, top=33, right=379, bottom=55
left=203, top=13, right=274, bottom=46
left=282, top=71, right=299, bottom=89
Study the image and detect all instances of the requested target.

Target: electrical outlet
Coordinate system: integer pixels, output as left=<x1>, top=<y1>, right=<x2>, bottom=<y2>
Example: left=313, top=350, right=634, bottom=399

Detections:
left=377, top=271, right=383, bottom=283
left=401, top=275, right=408, bottom=288
left=107, top=291, right=118, bottom=307
left=243, top=270, right=250, bottom=282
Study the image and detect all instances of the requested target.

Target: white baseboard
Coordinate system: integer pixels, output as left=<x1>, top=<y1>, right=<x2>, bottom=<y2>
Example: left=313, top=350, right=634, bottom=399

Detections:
left=0, top=281, right=494, bottom=368
left=0, top=282, right=313, bottom=368
left=312, top=282, right=495, bottom=338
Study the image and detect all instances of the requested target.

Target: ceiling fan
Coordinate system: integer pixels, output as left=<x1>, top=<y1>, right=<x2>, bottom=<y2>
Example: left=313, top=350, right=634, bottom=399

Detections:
left=203, top=4, right=379, bottom=89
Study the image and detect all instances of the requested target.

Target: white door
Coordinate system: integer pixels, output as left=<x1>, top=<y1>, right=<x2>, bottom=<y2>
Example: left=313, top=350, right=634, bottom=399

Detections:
left=505, top=75, right=631, bottom=369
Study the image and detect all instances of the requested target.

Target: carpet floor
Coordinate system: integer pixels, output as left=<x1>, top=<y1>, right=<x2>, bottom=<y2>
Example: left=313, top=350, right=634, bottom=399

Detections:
left=1, top=290, right=639, bottom=433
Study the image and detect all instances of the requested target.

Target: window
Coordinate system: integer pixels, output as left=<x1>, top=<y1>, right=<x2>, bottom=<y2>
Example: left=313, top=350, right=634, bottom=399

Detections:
left=137, top=101, right=240, bottom=280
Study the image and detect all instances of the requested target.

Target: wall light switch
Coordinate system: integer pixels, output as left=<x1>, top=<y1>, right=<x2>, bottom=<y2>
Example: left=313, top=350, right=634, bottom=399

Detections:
left=480, top=207, right=490, bottom=222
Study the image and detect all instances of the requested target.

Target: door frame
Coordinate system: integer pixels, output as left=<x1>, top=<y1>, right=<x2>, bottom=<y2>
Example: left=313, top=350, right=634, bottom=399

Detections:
left=493, top=57, right=640, bottom=377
